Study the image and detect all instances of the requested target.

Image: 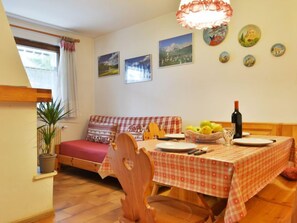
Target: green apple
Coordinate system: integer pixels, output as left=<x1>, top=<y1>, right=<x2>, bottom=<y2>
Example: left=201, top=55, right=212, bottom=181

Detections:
left=200, top=120, right=212, bottom=128
left=186, top=125, right=196, bottom=131
left=194, top=126, right=201, bottom=132
left=212, top=123, right=223, bottom=132
left=210, top=122, right=216, bottom=129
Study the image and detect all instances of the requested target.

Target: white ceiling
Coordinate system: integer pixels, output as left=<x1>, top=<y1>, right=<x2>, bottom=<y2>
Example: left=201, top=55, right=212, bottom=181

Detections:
left=2, top=0, right=180, bottom=38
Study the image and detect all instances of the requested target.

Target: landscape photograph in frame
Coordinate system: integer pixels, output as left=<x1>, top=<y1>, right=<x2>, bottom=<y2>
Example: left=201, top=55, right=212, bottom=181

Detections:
left=125, top=54, right=152, bottom=84
left=98, top=51, right=119, bottom=77
left=159, top=33, right=192, bottom=67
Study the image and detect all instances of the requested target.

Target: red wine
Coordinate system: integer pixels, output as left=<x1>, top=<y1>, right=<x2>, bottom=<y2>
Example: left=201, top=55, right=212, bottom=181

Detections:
left=231, top=100, right=242, bottom=138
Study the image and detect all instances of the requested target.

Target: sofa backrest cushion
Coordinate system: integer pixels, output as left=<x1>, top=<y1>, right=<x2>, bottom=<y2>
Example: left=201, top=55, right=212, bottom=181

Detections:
left=86, top=122, right=118, bottom=144
left=89, top=116, right=182, bottom=136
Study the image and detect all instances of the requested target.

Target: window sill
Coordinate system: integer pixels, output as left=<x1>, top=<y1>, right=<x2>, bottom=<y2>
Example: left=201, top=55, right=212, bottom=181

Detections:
left=33, top=167, right=57, bottom=181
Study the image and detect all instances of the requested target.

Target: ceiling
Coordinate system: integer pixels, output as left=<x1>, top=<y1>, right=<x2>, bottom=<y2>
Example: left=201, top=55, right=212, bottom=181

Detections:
left=2, top=0, right=180, bottom=38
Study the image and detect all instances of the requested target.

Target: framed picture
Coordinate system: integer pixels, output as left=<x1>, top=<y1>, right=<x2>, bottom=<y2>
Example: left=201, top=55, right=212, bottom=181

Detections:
left=98, top=51, right=120, bottom=77
left=159, top=33, right=192, bottom=68
left=125, top=54, right=152, bottom=84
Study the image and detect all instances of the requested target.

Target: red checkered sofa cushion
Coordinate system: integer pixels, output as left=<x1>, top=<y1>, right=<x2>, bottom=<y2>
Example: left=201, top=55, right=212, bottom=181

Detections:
left=59, top=115, right=182, bottom=168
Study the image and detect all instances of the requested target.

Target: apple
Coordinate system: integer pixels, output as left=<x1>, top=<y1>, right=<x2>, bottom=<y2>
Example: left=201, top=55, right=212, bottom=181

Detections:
left=186, top=125, right=196, bottom=131
left=212, top=123, right=223, bottom=132
left=199, top=126, right=212, bottom=135
left=200, top=120, right=212, bottom=128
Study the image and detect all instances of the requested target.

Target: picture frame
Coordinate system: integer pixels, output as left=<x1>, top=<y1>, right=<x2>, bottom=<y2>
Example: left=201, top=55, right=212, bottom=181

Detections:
left=159, top=33, right=192, bottom=68
left=98, top=51, right=120, bottom=77
left=125, top=54, right=152, bottom=84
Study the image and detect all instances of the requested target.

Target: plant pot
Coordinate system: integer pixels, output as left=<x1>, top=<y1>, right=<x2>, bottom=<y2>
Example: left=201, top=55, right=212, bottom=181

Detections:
left=39, top=153, right=57, bottom=173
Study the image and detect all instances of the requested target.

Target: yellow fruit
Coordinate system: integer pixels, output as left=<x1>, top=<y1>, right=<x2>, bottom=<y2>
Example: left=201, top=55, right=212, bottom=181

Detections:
left=186, top=125, right=196, bottom=131
left=212, top=124, right=223, bottom=132
left=200, top=120, right=212, bottom=128
left=199, top=126, right=212, bottom=135
left=210, top=122, right=216, bottom=129
left=194, top=126, right=200, bottom=132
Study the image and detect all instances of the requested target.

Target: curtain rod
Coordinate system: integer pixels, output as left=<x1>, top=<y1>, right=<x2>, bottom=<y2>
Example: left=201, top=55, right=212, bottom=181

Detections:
left=10, top=24, right=80, bottom=43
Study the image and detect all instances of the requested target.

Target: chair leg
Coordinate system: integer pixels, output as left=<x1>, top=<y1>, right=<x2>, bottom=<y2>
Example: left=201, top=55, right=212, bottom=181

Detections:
left=151, top=182, right=161, bottom=195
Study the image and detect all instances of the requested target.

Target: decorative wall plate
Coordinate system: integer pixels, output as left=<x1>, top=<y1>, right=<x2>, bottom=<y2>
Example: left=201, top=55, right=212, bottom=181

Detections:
left=238, top=25, right=261, bottom=47
left=219, top=51, right=230, bottom=63
left=271, top=43, right=286, bottom=57
left=243, top=55, right=256, bottom=67
left=203, top=24, right=228, bottom=46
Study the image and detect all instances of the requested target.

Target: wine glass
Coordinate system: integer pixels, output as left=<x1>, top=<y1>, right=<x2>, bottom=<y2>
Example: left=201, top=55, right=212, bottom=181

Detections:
left=223, top=123, right=235, bottom=146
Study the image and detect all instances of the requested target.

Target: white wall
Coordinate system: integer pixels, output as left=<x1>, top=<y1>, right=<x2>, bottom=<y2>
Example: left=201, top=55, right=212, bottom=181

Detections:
left=94, top=0, right=297, bottom=128
left=9, top=17, right=95, bottom=140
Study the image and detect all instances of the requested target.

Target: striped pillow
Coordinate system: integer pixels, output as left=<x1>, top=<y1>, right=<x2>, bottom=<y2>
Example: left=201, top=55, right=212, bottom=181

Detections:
left=86, top=122, right=117, bottom=144
left=126, top=124, right=146, bottom=141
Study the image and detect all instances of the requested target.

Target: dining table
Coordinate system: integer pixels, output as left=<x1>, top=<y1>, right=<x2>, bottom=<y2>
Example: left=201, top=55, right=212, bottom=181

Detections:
left=98, top=135, right=295, bottom=223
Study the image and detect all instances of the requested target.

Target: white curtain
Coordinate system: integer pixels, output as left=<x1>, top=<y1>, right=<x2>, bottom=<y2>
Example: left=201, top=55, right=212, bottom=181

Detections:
left=57, top=39, right=78, bottom=118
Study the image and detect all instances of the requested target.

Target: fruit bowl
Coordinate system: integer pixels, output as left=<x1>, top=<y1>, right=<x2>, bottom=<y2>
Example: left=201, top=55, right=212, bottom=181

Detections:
left=185, top=130, right=223, bottom=143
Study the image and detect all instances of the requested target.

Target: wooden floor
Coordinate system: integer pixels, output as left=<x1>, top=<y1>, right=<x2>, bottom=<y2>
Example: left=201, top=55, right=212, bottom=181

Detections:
left=38, top=166, right=124, bottom=223
left=37, top=166, right=226, bottom=223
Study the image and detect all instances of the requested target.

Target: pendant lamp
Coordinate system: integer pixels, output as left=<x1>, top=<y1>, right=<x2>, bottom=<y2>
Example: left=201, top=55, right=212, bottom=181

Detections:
left=176, top=0, right=233, bottom=29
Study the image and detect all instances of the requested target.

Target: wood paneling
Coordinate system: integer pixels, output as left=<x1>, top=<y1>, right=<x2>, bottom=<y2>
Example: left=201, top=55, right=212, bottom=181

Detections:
left=214, top=121, right=297, bottom=145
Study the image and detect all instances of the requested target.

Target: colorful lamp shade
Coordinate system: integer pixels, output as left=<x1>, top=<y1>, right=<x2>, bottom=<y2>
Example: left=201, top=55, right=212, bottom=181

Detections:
left=176, top=0, right=233, bottom=29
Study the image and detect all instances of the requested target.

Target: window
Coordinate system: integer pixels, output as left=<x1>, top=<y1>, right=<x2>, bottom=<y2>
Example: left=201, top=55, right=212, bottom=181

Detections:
left=15, top=37, right=60, bottom=99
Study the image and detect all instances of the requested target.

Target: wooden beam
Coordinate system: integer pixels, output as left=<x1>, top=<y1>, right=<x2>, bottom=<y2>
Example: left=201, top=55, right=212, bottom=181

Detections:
left=0, top=85, right=52, bottom=103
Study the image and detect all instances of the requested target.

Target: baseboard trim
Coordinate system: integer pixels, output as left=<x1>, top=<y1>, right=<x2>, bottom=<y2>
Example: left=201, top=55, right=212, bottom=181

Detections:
left=12, top=209, right=54, bottom=223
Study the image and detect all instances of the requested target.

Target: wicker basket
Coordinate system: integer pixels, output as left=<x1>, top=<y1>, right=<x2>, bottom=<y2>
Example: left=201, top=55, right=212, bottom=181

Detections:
left=185, top=130, right=223, bottom=143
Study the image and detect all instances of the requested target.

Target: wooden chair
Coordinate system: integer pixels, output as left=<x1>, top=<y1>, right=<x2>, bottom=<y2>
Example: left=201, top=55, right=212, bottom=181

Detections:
left=109, top=132, right=212, bottom=223
left=143, top=123, right=165, bottom=140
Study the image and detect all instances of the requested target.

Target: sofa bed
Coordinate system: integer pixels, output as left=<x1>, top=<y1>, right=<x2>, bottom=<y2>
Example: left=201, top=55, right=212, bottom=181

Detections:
left=56, top=115, right=182, bottom=172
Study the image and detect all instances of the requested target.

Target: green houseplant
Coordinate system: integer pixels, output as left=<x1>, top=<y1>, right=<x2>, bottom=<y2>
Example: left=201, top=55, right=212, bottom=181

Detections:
left=37, top=100, right=71, bottom=173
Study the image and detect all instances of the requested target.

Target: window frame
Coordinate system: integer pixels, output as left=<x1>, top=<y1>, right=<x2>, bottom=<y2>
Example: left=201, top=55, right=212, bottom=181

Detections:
left=14, top=37, right=60, bottom=55
left=15, top=37, right=60, bottom=100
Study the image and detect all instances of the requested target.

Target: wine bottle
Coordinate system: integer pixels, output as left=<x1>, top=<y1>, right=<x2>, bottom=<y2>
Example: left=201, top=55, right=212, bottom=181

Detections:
left=231, top=100, right=242, bottom=138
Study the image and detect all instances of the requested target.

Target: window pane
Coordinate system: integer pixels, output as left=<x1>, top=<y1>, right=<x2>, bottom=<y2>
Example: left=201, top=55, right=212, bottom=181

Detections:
left=17, top=45, right=58, bottom=99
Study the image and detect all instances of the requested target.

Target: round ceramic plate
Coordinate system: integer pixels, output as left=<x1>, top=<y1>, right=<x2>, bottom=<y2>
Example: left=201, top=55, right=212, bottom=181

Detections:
left=156, top=142, right=196, bottom=152
left=233, top=138, right=273, bottom=146
left=243, top=55, right=256, bottom=67
left=271, top=43, right=286, bottom=57
left=203, top=24, right=228, bottom=46
left=219, top=51, right=230, bottom=63
left=238, top=24, right=261, bottom=47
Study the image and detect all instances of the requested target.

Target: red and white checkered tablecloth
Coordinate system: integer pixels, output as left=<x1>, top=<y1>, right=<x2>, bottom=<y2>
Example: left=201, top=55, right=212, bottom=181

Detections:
left=98, top=136, right=295, bottom=223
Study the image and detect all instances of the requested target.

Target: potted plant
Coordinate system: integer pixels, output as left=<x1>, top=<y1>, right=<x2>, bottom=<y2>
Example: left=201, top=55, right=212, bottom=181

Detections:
left=37, top=100, right=71, bottom=173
